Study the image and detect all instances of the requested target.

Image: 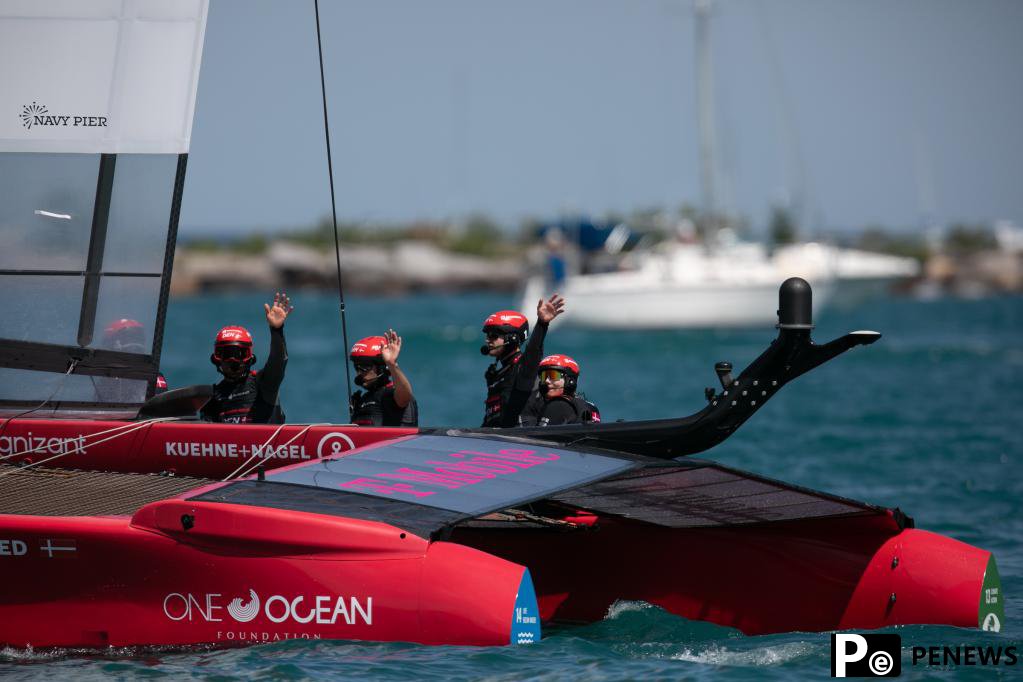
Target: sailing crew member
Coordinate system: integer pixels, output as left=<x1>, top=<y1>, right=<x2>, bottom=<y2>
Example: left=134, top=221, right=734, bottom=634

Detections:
left=200, top=292, right=292, bottom=424
left=480, top=294, right=565, bottom=427
left=518, top=354, right=601, bottom=426
left=99, top=318, right=168, bottom=398
left=349, top=330, right=418, bottom=427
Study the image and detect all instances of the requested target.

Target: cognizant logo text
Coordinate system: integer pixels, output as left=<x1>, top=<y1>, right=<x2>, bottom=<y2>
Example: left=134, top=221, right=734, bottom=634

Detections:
left=0, top=433, right=87, bottom=457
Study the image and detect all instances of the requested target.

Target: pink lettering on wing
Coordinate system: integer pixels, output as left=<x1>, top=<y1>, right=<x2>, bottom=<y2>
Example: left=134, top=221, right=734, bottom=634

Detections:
left=337, top=449, right=561, bottom=499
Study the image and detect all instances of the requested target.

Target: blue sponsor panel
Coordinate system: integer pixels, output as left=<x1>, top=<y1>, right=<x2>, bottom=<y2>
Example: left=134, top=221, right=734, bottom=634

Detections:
left=511, top=569, right=542, bottom=645
left=268, top=434, right=636, bottom=515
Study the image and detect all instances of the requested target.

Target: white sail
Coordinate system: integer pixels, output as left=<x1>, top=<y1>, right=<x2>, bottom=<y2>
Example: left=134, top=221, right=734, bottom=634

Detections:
left=0, top=0, right=208, bottom=410
left=0, top=0, right=207, bottom=154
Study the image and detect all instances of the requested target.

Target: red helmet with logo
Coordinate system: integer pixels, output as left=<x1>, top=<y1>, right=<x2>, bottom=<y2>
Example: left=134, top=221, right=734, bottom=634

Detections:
left=350, top=336, right=387, bottom=364
left=539, top=354, right=580, bottom=393
left=482, top=310, right=529, bottom=350
left=215, top=326, right=253, bottom=347
left=103, top=318, right=146, bottom=352
left=211, top=325, right=255, bottom=368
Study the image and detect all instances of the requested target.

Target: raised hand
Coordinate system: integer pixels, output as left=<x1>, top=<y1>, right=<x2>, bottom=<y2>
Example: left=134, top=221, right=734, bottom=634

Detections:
left=381, top=328, right=402, bottom=365
left=537, top=293, right=565, bottom=324
left=264, top=291, right=293, bottom=329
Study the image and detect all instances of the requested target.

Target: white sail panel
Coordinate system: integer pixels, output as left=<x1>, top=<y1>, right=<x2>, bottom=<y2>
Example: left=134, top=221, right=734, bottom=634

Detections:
left=0, top=0, right=207, bottom=154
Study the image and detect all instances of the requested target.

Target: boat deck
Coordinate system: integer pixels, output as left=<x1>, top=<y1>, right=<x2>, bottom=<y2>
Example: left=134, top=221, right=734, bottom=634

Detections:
left=0, top=464, right=211, bottom=516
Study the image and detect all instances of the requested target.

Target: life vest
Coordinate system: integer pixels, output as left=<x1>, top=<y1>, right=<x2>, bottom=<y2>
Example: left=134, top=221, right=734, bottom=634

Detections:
left=351, top=383, right=419, bottom=427
left=203, top=371, right=285, bottom=425
left=483, top=351, right=523, bottom=427
left=521, top=393, right=601, bottom=427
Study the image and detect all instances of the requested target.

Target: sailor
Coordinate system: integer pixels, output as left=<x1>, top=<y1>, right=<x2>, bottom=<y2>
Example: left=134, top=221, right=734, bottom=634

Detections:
left=99, top=318, right=167, bottom=398
left=349, top=330, right=418, bottom=427
left=519, top=354, right=601, bottom=426
left=480, top=294, right=565, bottom=427
left=200, top=292, right=292, bottom=424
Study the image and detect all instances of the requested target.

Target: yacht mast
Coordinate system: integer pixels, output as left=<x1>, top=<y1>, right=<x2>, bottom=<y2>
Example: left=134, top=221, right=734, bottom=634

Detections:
left=694, top=0, right=719, bottom=225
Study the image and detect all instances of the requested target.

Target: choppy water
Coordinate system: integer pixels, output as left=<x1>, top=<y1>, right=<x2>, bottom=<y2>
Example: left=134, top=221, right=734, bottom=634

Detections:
left=3, top=292, right=1021, bottom=680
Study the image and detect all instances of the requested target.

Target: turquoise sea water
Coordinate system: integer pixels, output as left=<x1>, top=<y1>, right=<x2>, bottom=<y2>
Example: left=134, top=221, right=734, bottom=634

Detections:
left=2, top=292, right=1021, bottom=680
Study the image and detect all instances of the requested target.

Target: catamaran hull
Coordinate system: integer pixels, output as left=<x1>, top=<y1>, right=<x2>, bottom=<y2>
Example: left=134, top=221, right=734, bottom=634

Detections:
left=454, top=514, right=1003, bottom=635
left=0, top=419, right=1005, bottom=642
left=0, top=503, right=541, bottom=648
left=0, top=508, right=1000, bottom=650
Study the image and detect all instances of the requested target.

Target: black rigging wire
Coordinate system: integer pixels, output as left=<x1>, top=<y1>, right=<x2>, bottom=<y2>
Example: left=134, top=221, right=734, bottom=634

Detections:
left=313, top=0, right=354, bottom=419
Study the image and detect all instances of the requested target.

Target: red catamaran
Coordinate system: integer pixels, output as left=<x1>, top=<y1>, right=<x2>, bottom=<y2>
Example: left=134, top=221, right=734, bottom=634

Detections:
left=0, top=1, right=1003, bottom=649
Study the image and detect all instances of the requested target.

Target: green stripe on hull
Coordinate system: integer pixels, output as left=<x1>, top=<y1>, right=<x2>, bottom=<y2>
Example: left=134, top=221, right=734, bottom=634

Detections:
left=978, top=554, right=1004, bottom=632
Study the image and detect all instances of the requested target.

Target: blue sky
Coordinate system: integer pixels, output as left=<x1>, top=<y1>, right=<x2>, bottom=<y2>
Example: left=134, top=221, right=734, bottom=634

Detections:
left=179, top=0, right=1023, bottom=236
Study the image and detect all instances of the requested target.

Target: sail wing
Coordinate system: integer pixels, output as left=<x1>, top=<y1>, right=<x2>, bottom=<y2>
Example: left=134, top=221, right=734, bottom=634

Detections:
left=0, top=1, right=208, bottom=411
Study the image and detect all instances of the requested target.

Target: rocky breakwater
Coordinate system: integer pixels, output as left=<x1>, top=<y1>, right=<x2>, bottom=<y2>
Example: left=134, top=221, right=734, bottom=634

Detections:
left=170, top=240, right=524, bottom=296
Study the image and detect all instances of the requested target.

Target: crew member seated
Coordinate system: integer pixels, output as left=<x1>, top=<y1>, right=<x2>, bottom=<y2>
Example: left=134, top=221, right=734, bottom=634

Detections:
left=96, top=318, right=167, bottom=401
left=200, top=292, right=292, bottom=424
left=518, top=354, right=600, bottom=426
left=480, top=294, right=565, bottom=427
left=349, top=329, right=418, bottom=427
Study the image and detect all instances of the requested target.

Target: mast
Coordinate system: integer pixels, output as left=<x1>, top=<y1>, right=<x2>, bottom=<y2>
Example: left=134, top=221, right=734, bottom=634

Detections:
left=694, top=0, right=719, bottom=226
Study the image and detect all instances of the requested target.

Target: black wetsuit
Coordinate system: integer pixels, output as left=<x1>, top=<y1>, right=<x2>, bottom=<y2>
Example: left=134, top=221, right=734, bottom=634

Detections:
left=482, top=320, right=549, bottom=428
left=201, top=326, right=287, bottom=424
left=351, top=382, right=419, bottom=427
left=518, top=393, right=601, bottom=427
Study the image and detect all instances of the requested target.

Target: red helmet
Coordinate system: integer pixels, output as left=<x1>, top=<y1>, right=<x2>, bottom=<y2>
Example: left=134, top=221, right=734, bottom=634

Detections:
left=215, top=326, right=253, bottom=347
left=482, top=310, right=529, bottom=334
left=103, top=318, right=146, bottom=352
left=482, top=310, right=529, bottom=351
left=105, top=318, right=143, bottom=337
left=350, top=335, right=387, bottom=363
left=540, top=354, right=579, bottom=375
left=539, top=354, right=580, bottom=393
left=211, top=325, right=254, bottom=368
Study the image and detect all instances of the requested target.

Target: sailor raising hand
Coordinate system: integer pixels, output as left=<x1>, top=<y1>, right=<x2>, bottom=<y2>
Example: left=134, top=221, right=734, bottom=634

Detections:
left=480, top=292, right=566, bottom=427
left=202, top=291, right=292, bottom=425
left=349, top=329, right=419, bottom=427
left=536, top=293, right=565, bottom=325
left=264, top=291, right=293, bottom=329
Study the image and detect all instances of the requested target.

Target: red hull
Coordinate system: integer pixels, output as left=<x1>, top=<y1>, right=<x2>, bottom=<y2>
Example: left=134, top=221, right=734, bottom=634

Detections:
left=0, top=501, right=535, bottom=648
left=453, top=513, right=996, bottom=635
left=0, top=417, right=1003, bottom=646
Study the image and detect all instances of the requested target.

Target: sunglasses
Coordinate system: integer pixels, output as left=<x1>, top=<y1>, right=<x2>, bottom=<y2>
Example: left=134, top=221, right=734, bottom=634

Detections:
left=214, top=345, right=252, bottom=363
left=353, top=361, right=378, bottom=373
left=484, top=331, right=502, bottom=341
left=539, top=369, right=564, bottom=383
